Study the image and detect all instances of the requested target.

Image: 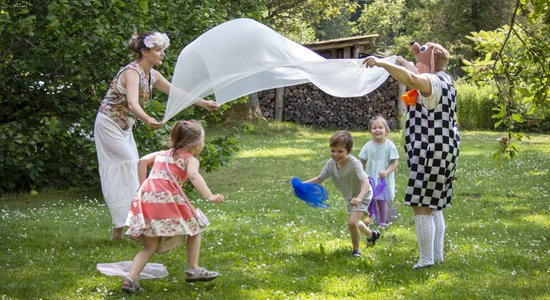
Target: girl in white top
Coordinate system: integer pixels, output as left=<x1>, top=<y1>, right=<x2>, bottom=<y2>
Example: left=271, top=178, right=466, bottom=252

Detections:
left=359, top=116, right=399, bottom=228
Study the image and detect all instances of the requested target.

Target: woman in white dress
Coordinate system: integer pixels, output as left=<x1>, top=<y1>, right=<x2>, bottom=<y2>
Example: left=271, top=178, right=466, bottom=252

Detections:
left=94, top=31, right=218, bottom=240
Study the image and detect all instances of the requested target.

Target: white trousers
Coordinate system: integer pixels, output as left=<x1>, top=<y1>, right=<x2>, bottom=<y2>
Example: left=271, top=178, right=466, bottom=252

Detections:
left=94, top=113, right=139, bottom=228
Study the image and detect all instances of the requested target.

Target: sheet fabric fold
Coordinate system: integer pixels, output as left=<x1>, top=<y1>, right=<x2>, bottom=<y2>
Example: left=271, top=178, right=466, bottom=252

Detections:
left=164, top=18, right=396, bottom=122
left=96, top=261, right=168, bottom=279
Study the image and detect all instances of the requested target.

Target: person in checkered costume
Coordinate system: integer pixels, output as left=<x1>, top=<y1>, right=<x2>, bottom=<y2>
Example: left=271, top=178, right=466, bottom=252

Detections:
left=363, top=41, right=460, bottom=269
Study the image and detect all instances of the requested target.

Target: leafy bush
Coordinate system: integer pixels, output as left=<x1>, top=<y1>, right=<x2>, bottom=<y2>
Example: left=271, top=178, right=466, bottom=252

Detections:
left=0, top=100, right=246, bottom=194
left=456, top=82, right=496, bottom=130
left=461, top=2, right=550, bottom=158
left=0, top=113, right=98, bottom=193
left=455, top=81, right=550, bottom=132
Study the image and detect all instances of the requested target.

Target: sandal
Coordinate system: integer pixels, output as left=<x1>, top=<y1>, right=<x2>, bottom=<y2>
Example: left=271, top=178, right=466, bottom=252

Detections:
left=185, top=267, right=220, bottom=282
left=367, top=230, right=381, bottom=246
left=121, top=277, right=144, bottom=293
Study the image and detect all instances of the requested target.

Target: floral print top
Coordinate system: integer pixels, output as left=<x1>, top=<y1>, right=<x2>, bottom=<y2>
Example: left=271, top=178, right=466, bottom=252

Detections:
left=98, top=61, right=155, bottom=130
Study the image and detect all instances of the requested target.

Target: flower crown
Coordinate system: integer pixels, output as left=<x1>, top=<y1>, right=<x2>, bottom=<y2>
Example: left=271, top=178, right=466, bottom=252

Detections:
left=144, top=32, right=170, bottom=49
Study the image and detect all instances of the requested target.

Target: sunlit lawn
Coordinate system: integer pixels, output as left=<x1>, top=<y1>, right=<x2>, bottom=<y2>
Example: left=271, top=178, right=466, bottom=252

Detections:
left=1, top=123, right=548, bottom=299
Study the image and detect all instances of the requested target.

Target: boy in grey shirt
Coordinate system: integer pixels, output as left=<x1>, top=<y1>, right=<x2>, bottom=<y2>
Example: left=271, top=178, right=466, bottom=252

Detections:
left=304, top=131, right=381, bottom=257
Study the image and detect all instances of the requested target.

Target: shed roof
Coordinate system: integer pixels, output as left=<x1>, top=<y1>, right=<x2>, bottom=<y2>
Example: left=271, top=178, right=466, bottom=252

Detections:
left=304, top=34, right=379, bottom=51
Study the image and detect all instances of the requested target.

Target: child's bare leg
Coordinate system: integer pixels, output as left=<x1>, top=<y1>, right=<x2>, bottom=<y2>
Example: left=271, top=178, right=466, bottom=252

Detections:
left=348, top=212, right=366, bottom=250
left=357, top=213, right=374, bottom=238
left=186, top=234, right=201, bottom=270
left=184, top=233, right=219, bottom=282
left=127, top=236, right=160, bottom=282
left=376, top=200, right=388, bottom=225
left=111, top=227, right=123, bottom=240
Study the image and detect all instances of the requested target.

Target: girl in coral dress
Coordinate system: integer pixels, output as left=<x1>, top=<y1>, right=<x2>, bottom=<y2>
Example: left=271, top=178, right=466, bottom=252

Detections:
left=122, top=120, right=225, bottom=293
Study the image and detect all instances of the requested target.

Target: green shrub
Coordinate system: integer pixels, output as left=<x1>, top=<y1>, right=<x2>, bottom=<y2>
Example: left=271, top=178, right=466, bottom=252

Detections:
left=0, top=100, right=245, bottom=194
left=456, top=82, right=496, bottom=130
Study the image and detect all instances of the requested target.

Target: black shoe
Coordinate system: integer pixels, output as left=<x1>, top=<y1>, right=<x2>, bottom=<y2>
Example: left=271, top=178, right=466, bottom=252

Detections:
left=367, top=230, right=380, bottom=246
left=352, top=249, right=362, bottom=257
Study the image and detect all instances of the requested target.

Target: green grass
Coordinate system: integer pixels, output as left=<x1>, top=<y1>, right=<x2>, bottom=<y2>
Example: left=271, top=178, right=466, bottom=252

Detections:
left=1, top=123, right=549, bottom=299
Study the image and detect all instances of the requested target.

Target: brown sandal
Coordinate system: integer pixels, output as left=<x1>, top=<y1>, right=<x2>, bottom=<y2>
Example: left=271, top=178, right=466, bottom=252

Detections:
left=121, top=277, right=144, bottom=293
left=185, top=268, right=220, bottom=282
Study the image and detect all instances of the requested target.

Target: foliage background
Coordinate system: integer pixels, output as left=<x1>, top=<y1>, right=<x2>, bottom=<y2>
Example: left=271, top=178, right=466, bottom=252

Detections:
left=455, top=83, right=496, bottom=130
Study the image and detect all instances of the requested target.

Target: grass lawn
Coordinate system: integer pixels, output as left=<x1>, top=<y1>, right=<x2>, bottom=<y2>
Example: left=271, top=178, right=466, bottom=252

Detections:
left=1, top=123, right=549, bottom=299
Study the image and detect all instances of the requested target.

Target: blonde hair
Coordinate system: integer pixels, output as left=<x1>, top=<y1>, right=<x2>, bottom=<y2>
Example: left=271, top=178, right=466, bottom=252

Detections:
left=169, top=120, right=204, bottom=151
left=330, top=130, right=353, bottom=152
left=369, top=116, right=391, bottom=137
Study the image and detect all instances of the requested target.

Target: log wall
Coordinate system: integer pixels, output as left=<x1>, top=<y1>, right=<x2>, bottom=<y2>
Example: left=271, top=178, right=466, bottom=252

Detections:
left=257, top=77, right=401, bottom=130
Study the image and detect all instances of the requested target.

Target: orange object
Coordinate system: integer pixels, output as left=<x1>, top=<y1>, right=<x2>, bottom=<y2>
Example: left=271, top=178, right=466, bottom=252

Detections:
left=401, top=89, right=418, bottom=106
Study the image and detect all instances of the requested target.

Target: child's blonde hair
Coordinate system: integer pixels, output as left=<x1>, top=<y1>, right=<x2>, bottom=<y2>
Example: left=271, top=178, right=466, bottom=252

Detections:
left=330, top=130, right=353, bottom=152
left=169, top=120, right=204, bottom=150
left=369, top=116, right=391, bottom=137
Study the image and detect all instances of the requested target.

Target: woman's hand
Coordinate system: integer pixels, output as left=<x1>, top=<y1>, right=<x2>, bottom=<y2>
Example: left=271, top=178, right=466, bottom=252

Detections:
left=146, top=117, right=163, bottom=130
left=197, top=99, right=219, bottom=111
left=206, top=193, right=225, bottom=204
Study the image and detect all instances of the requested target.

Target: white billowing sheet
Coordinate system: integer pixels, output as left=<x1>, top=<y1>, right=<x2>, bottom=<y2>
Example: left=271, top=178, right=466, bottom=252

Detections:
left=96, top=261, right=168, bottom=279
left=164, top=18, right=396, bottom=122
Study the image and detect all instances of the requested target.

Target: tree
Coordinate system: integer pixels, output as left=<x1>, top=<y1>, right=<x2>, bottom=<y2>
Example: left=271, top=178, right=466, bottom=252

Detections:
left=462, top=0, right=550, bottom=158
left=261, top=0, right=357, bottom=43
left=431, top=0, right=518, bottom=77
left=314, top=6, right=354, bottom=41
left=353, top=0, right=517, bottom=76
left=353, top=0, right=406, bottom=48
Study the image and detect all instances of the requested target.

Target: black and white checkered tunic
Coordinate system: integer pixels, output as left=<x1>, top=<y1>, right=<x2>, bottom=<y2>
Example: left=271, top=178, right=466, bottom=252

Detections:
left=404, top=73, right=460, bottom=210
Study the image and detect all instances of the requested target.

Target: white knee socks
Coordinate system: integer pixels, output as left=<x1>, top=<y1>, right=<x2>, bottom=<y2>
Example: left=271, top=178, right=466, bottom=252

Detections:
left=432, top=210, right=446, bottom=263
left=413, top=215, right=435, bottom=269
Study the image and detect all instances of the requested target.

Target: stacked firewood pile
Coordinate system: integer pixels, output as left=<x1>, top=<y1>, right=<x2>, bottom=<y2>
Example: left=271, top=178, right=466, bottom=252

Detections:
left=257, top=77, right=401, bottom=130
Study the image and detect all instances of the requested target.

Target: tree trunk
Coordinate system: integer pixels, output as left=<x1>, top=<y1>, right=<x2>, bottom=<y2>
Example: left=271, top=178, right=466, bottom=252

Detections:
left=275, top=87, right=284, bottom=121
left=247, top=92, right=266, bottom=121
